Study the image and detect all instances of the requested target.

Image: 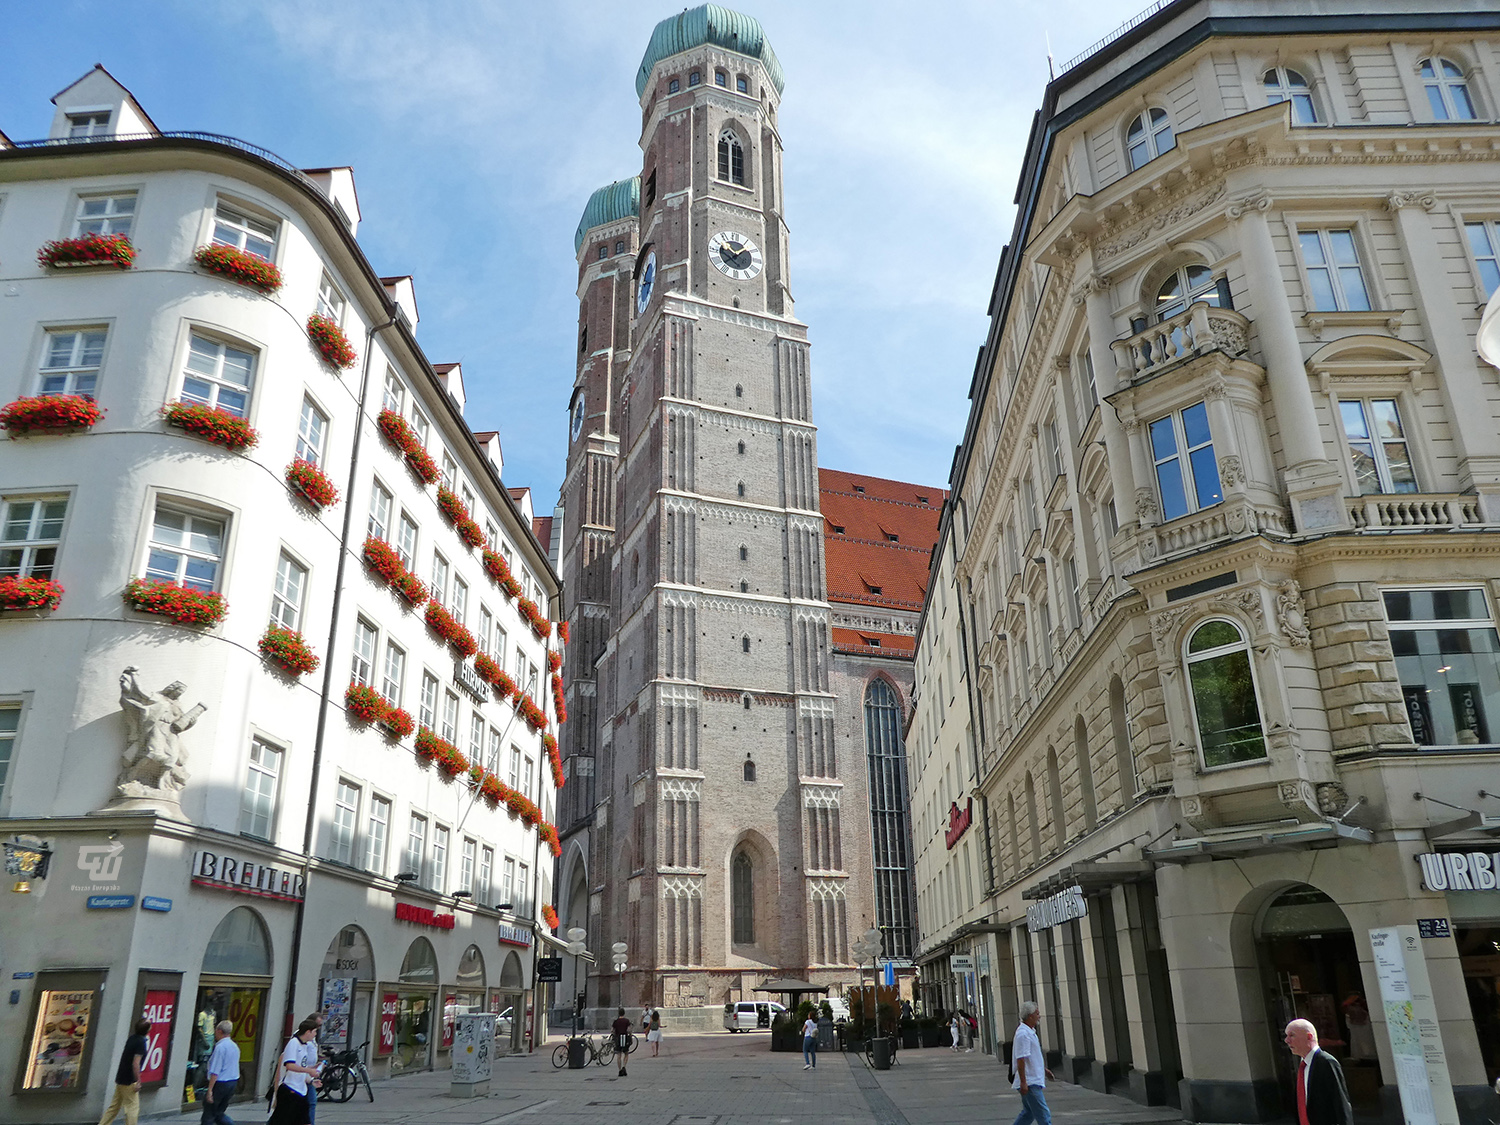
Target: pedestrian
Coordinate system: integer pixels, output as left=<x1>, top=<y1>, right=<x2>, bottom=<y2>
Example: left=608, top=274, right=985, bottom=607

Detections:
left=200, top=1021, right=239, bottom=1125
left=965, top=1010, right=977, bottom=1052
left=299, top=1012, right=326, bottom=1125
left=648, top=1009, right=663, bottom=1057
left=950, top=1013, right=961, bottom=1051
left=1011, top=1000, right=1055, bottom=1125
left=97, top=1018, right=150, bottom=1125
left=612, top=1008, right=632, bottom=1078
left=1283, top=1019, right=1353, bottom=1125
left=801, top=1011, right=818, bottom=1070
left=268, top=1019, right=322, bottom=1125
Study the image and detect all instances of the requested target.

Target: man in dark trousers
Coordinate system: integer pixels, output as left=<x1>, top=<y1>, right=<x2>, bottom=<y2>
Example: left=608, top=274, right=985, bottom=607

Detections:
left=611, top=1008, right=632, bottom=1078
left=1283, top=1019, right=1353, bottom=1125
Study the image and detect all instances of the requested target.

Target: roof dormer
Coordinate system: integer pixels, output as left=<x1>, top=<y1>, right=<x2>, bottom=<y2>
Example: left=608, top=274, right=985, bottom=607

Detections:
left=380, top=275, right=419, bottom=329
left=471, top=431, right=504, bottom=477
left=49, top=65, right=159, bottom=141
left=302, top=166, right=361, bottom=237
left=433, top=362, right=465, bottom=412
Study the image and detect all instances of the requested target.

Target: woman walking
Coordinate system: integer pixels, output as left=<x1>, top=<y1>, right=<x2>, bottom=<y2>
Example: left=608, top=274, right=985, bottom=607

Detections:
left=647, top=1009, right=663, bottom=1056
left=950, top=1013, right=962, bottom=1051
left=268, top=1020, right=322, bottom=1125
left=801, top=1011, right=818, bottom=1070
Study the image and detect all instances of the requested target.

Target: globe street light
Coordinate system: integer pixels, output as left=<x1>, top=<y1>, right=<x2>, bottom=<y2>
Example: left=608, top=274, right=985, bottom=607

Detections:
left=565, top=927, right=588, bottom=1035
left=612, top=942, right=628, bottom=1009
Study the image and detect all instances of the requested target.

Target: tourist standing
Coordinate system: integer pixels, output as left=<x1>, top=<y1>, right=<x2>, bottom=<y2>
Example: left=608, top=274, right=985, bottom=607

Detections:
left=1011, top=1001, right=1055, bottom=1125
left=647, top=1009, right=663, bottom=1057
left=801, top=1011, right=818, bottom=1069
left=268, top=1020, right=321, bottom=1125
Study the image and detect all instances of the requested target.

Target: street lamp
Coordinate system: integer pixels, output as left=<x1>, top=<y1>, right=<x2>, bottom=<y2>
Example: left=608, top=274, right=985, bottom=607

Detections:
left=611, top=942, right=628, bottom=1009
left=850, top=927, right=883, bottom=1038
left=566, top=927, right=588, bottom=1036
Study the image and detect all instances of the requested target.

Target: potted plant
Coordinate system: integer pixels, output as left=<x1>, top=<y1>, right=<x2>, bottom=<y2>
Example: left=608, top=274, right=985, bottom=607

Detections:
left=162, top=401, right=258, bottom=451
left=436, top=485, right=467, bottom=524
left=285, top=459, right=339, bottom=509
left=381, top=707, right=415, bottom=740
left=124, top=577, right=227, bottom=627
left=376, top=409, right=440, bottom=484
left=0, top=394, right=104, bottom=435
left=456, top=517, right=484, bottom=549
left=345, top=683, right=388, bottom=724
left=306, top=313, right=357, bottom=369
left=37, top=232, right=136, bottom=270
left=0, top=575, right=64, bottom=612
left=193, top=244, right=283, bottom=293
left=259, top=625, right=319, bottom=676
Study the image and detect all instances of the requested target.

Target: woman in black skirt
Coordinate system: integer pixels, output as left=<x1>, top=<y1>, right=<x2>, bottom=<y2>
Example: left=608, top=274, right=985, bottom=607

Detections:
left=268, top=1019, right=322, bottom=1125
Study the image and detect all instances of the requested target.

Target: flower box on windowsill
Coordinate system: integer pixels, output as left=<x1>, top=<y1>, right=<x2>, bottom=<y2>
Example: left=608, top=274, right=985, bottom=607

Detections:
left=163, top=401, right=258, bottom=451
left=124, top=577, right=228, bottom=627
left=260, top=625, right=320, bottom=676
left=516, top=693, right=547, bottom=732
left=286, top=459, right=339, bottom=509
left=0, top=575, right=64, bottom=612
left=539, top=822, right=561, bottom=858
left=193, top=244, right=283, bottom=294
left=376, top=409, right=440, bottom=485
left=0, top=394, right=104, bottom=436
left=345, top=683, right=389, bottom=724
left=415, top=727, right=469, bottom=779
left=306, top=313, right=357, bottom=369
left=38, top=233, right=137, bottom=270
left=541, top=904, right=559, bottom=930
left=381, top=707, right=415, bottom=740
left=424, top=599, right=479, bottom=657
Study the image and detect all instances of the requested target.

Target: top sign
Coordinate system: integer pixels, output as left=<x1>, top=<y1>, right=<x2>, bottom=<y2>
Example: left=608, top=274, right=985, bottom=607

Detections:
left=945, top=799, right=973, bottom=850
left=454, top=660, right=489, bottom=703
left=497, top=922, right=532, bottom=947
left=191, top=850, right=305, bottom=902
left=1026, top=885, right=1087, bottom=932
left=1415, top=850, right=1498, bottom=892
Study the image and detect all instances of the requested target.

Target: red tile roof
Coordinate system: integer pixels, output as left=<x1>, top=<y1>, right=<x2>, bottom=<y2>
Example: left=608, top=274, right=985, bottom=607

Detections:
left=831, top=627, right=916, bottom=656
left=820, top=468, right=944, bottom=614
left=533, top=515, right=554, bottom=551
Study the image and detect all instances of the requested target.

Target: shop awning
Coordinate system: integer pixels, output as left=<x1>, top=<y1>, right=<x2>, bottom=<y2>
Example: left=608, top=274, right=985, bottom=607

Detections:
left=1020, top=861, right=1153, bottom=901
left=1146, top=820, right=1372, bottom=864
left=1422, top=811, right=1500, bottom=842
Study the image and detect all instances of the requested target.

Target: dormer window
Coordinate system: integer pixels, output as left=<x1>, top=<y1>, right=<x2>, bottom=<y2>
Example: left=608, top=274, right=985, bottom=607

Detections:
left=212, top=201, right=277, bottom=261
left=853, top=484, right=865, bottom=493
left=865, top=583, right=883, bottom=595
left=67, top=111, right=111, bottom=138
left=1126, top=107, right=1174, bottom=170
left=916, top=495, right=929, bottom=504
left=886, top=533, right=899, bottom=542
left=832, top=525, right=845, bottom=534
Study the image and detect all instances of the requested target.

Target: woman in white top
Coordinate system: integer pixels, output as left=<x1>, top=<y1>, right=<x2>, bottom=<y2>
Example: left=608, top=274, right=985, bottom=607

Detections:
left=268, top=1020, right=321, bottom=1125
left=950, top=1013, right=962, bottom=1051
left=801, top=1013, right=819, bottom=1070
left=647, top=1009, right=663, bottom=1056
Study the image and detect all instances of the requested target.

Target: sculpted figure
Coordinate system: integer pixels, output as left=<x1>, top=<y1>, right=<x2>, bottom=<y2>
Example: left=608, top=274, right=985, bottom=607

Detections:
left=117, top=666, right=207, bottom=800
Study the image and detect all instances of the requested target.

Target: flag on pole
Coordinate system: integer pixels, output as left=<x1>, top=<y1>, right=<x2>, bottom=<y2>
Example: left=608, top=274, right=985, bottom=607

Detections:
left=883, top=960, right=896, bottom=987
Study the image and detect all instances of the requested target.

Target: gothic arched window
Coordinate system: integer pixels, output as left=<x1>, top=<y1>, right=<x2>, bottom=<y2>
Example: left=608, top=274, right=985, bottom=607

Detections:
left=1125, top=107, right=1174, bottom=170
left=717, top=129, right=745, bottom=185
left=1186, top=619, right=1268, bottom=769
left=741, top=634, right=751, bottom=653
left=1264, top=67, right=1317, bottom=124
left=1420, top=57, right=1477, bottom=121
left=743, top=756, right=756, bottom=781
left=731, top=851, right=754, bottom=942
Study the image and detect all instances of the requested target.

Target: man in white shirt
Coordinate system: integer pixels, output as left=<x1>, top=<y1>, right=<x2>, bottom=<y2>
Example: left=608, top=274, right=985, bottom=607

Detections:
left=1010, top=1000, right=1055, bottom=1125
left=200, top=1021, right=239, bottom=1125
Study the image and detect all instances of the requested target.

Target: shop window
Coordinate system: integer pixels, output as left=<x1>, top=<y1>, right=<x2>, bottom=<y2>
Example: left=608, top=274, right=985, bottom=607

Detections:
left=19, top=969, right=106, bottom=1093
left=317, top=926, right=373, bottom=1051
left=190, top=908, right=272, bottom=1100
left=1185, top=619, right=1269, bottom=768
left=1384, top=587, right=1500, bottom=747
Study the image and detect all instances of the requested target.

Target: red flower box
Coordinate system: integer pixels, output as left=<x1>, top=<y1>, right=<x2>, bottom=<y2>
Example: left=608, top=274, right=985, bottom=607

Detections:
left=1, top=394, right=104, bottom=436
left=516, top=693, right=547, bottom=732
left=424, top=599, right=479, bottom=656
left=286, top=459, right=339, bottom=508
left=163, top=401, right=258, bottom=451
left=0, top=575, right=64, bottom=611
left=539, top=822, right=561, bottom=858
left=260, top=625, right=319, bottom=676
left=493, top=669, right=518, bottom=700
left=542, top=904, right=559, bottom=930
left=393, top=571, right=428, bottom=605
left=547, top=650, right=563, bottom=673
left=124, top=577, right=227, bottom=627
left=376, top=409, right=440, bottom=485
left=363, top=537, right=404, bottom=584
left=306, top=313, right=357, bottom=369
left=437, top=485, right=467, bottom=524
left=345, top=683, right=389, bottom=723
left=543, top=733, right=564, bottom=789
left=518, top=597, right=552, bottom=639
left=382, top=707, right=415, bottom=739
left=558, top=620, right=570, bottom=644
left=474, top=652, right=504, bottom=687
left=194, top=244, right=283, bottom=294
left=504, top=789, right=542, bottom=826
left=479, top=774, right=505, bottom=805
left=416, top=727, right=469, bottom=778
left=456, top=517, right=485, bottom=549
left=551, top=673, right=568, bottom=724
left=38, top=232, right=136, bottom=270
left=481, top=548, right=523, bottom=599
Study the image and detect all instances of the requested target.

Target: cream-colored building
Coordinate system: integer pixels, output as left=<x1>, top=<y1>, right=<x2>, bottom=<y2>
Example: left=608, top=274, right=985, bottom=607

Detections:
left=909, top=2, right=1500, bottom=1122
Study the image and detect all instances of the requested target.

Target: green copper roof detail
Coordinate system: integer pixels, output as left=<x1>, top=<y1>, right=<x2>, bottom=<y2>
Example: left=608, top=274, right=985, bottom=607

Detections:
left=635, top=5, right=784, bottom=98
left=574, top=177, right=640, bottom=254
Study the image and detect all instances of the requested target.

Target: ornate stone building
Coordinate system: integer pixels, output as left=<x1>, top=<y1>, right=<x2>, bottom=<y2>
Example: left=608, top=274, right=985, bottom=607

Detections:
left=908, top=2, right=1500, bottom=1122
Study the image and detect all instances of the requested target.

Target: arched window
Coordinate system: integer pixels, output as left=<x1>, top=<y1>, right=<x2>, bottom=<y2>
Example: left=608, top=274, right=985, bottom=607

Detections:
left=668, top=78, right=680, bottom=94
left=1126, top=107, right=1174, bottom=170
left=739, top=545, right=748, bottom=561
left=1109, top=676, right=1136, bottom=805
left=615, top=240, right=625, bottom=254
left=741, top=634, right=751, bottom=653
left=1420, top=57, right=1476, bottom=121
left=740, top=580, right=749, bottom=593
left=864, top=677, right=914, bottom=958
left=737, top=75, right=749, bottom=94
left=743, top=755, right=756, bottom=781
left=737, top=481, right=746, bottom=498
left=204, top=907, right=272, bottom=975
left=731, top=851, right=754, bottom=942
left=1073, top=715, right=1097, bottom=828
left=597, top=244, right=607, bottom=261
left=1155, top=264, right=1225, bottom=321
left=737, top=440, right=746, bottom=455
left=688, top=71, right=701, bottom=88
left=717, top=129, right=745, bottom=185
left=715, top=70, right=728, bottom=88
left=734, top=384, right=743, bottom=398
left=1024, top=772, right=1042, bottom=859
left=399, top=936, right=439, bottom=984
left=1265, top=67, right=1317, bottom=124
left=742, top=694, right=752, bottom=710
left=1046, top=746, right=1066, bottom=848
left=1186, top=619, right=1268, bottom=768
left=1006, top=793, right=1020, bottom=877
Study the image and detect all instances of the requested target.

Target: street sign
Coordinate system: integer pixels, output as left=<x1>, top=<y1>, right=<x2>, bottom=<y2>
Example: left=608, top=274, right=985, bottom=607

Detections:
left=950, top=955, right=975, bottom=972
left=536, top=957, right=563, bottom=982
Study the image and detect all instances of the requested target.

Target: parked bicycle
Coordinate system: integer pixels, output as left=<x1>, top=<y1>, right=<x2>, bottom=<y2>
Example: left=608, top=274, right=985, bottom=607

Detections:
left=320, top=1040, right=374, bottom=1103
left=552, top=1033, right=607, bottom=1069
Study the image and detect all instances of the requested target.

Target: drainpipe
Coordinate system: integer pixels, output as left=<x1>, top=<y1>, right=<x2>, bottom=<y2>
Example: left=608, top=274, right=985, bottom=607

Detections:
left=281, top=313, right=400, bottom=1037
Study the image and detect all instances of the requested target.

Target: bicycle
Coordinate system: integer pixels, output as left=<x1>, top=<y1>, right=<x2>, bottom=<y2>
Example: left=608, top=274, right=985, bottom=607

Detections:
left=598, top=1031, right=636, bottom=1067
left=320, top=1040, right=374, bottom=1103
left=552, top=1033, right=606, bottom=1069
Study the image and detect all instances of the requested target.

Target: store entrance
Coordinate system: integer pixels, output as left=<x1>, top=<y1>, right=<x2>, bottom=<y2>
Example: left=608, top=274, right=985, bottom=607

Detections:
left=1456, top=925, right=1499, bottom=1086
left=1256, top=885, right=1382, bottom=1116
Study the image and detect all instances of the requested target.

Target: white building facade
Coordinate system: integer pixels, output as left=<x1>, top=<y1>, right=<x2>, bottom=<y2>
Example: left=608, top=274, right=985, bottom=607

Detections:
left=0, top=68, right=563, bottom=1122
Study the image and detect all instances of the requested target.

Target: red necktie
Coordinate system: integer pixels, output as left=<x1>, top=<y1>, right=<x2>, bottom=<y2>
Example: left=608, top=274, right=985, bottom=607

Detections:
left=1297, top=1059, right=1309, bottom=1125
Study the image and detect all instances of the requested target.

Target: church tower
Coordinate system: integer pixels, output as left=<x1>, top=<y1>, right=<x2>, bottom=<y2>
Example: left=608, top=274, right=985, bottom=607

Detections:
left=581, top=6, right=867, bottom=1014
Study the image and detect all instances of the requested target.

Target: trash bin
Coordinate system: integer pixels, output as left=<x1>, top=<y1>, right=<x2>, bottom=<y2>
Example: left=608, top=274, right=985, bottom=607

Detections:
left=817, top=1017, right=834, bottom=1051
left=871, top=1037, right=893, bottom=1070
left=567, top=1038, right=588, bottom=1069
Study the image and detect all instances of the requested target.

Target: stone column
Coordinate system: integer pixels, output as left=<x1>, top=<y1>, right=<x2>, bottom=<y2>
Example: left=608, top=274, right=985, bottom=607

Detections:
left=1053, top=920, right=1093, bottom=1083
left=1229, top=192, right=1346, bottom=530
left=1079, top=902, right=1123, bottom=1091
left=1386, top=192, right=1500, bottom=520
left=1080, top=275, right=1140, bottom=528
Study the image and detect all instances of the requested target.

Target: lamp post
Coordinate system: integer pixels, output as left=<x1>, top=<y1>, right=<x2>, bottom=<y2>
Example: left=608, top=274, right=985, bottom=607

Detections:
left=850, top=927, right=882, bottom=1039
left=611, top=942, right=628, bottom=1010
left=566, top=928, right=587, bottom=1036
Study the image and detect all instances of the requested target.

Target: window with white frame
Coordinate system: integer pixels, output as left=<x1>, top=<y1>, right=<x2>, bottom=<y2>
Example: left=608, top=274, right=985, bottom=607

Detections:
left=368, top=481, right=392, bottom=541
left=1044, top=421, right=1063, bottom=481
left=431, top=824, right=449, bottom=892
left=365, top=794, right=390, bottom=874
left=508, top=746, right=521, bottom=789
left=1154, top=264, right=1224, bottom=321
left=431, top=552, right=449, bottom=603
left=494, top=626, right=507, bottom=669
left=1125, top=107, right=1174, bottom=170
left=1079, top=345, right=1098, bottom=414
left=1420, top=57, right=1477, bottom=121
left=460, top=837, right=475, bottom=896
left=1185, top=619, right=1268, bottom=768
left=404, top=813, right=427, bottom=880
left=419, top=672, right=439, bottom=730
left=486, top=729, right=501, bottom=776
left=145, top=503, right=224, bottom=591
left=180, top=333, right=255, bottom=418
left=441, top=454, right=457, bottom=490
left=240, top=738, right=282, bottom=838
left=1264, top=67, right=1317, bottom=124
left=527, top=664, right=538, bottom=699
left=1339, top=398, right=1417, bottom=495
left=0, top=704, right=18, bottom=804
left=382, top=642, right=405, bottom=706
left=501, top=856, right=515, bottom=907
left=331, top=780, right=359, bottom=864
left=469, top=713, right=485, bottom=765
left=382, top=369, right=404, bottom=414
left=1065, top=555, right=1082, bottom=627
left=39, top=328, right=106, bottom=397
left=523, top=756, right=535, bottom=799
left=453, top=577, right=468, bottom=626
left=478, top=607, right=493, bottom=657
left=67, top=111, right=111, bottom=138
left=1298, top=228, right=1371, bottom=312
left=296, top=397, right=328, bottom=467
left=351, top=618, right=378, bottom=686
left=74, top=192, right=135, bottom=237
left=484, top=520, right=498, bottom=549
left=316, top=272, right=347, bottom=324
left=211, top=201, right=277, bottom=260
left=1149, top=401, right=1221, bottom=521
left=1385, top=587, right=1500, bottom=747
left=396, top=513, right=418, bottom=570
left=270, top=551, right=307, bottom=630
left=409, top=407, right=430, bottom=448
left=1038, top=601, right=1054, bottom=665
left=1465, top=220, right=1500, bottom=300
left=461, top=485, right=476, bottom=516
left=517, top=862, right=530, bottom=913
left=441, top=690, right=459, bottom=742
left=1, top=496, right=67, bottom=579
left=479, top=846, right=493, bottom=903
left=1022, top=477, right=1039, bottom=537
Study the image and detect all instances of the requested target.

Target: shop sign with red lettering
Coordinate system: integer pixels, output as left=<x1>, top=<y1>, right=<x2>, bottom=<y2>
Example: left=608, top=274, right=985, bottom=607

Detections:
left=377, top=993, right=399, bottom=1056
left=394, top=902, right=456, bottom=929
left=139, top=989, right=177, bottom=1084
left=945, top=798, right=973, bottom=850
left=191, top=850, right=305, bottom=902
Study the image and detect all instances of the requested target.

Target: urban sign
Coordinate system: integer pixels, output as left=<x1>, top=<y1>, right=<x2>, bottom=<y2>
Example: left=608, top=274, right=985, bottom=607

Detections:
left=1026, top=885, right=1087, bottom=932
left=1415, top=849, right=1497, bottom=892
left=191, top=850, right=305, bottom=902
left=949, top=955, right=975, bottom=972
left=497, top=922, right=532, bottom=947
left=86, top=894, right=135, bottom=909
left=141, top=896, right=172, bottom=912
left=1417, top=918, right=1451, bottom=939
left=394, top=902, right=456, bottom=929
left=536, top=957, right=563, bottom=982
left=455, top=659, right=489, bottom=703
left=944, top=798, right=973, bottom=850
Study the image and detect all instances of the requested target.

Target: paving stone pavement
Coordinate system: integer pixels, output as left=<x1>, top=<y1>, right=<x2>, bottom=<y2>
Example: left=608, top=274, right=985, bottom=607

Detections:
left=312, top=1032, right=1193, bottom=1125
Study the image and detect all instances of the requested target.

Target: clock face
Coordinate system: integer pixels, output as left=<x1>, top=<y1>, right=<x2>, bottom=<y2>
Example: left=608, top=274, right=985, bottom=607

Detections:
left=636, top=251, right=657, bottom=316
left=708, top=231, right=763, bottom=280
left=570, top=397, right=585, bottom=442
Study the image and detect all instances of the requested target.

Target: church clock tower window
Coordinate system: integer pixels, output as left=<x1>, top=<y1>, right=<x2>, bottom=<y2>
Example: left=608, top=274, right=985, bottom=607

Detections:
left=717, top=130, right=745, bottom=185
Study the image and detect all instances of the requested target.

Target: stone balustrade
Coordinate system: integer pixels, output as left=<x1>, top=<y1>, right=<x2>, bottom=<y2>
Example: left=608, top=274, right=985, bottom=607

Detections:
left=1111, top=301, right=1250, bottom=380
left=1344, top=493, right=1485, bottom=530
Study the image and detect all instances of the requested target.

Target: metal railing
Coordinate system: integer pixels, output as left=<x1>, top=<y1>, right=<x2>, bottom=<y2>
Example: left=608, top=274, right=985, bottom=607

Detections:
left=5, top=131, right=320, bottom=192
left=1060, top=0, right=1176, bottom=73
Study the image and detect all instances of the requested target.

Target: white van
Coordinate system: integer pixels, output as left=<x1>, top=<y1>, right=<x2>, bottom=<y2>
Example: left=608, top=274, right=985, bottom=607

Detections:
left=722, top=1000, right=785, bottom=1031
left=825, top=997, right=849, bottom=1021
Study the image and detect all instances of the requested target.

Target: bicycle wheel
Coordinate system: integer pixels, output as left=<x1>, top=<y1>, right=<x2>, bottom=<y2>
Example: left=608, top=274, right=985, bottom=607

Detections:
left=552, top=1043, right=570, bottom=1069
left=360, top=1064, right=374, bottom=1102
left=597, top=1039, right=615, bottom=1066
left=625, top=1032, right=638, bottom=1054
left=322, top=1064, right=356, bottom=1103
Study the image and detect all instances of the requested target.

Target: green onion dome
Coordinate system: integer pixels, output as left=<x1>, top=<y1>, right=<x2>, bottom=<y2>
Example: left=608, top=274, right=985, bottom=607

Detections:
left=573, top=177, right=640, bottom=255
left=635, top=5, right=784, bottom=98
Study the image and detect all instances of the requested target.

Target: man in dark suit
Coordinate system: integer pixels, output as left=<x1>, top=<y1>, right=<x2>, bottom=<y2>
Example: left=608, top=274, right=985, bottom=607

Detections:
left=1284, top=1019, right=1353, bottom=1125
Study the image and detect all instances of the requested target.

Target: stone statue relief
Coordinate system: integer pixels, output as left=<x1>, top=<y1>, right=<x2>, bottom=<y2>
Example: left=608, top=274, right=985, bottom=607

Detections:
left=116, top=666, right=207, bottom=805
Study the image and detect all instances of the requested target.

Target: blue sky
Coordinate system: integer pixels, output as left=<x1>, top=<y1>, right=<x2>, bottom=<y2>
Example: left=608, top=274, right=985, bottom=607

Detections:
left=2, top=0, right=1145, bottom=507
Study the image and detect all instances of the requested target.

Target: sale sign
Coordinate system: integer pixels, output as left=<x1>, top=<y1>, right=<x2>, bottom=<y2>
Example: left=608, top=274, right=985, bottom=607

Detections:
left=228, top=990, right=262, bottom=1067
left=139, top=989, right=178, bottom=1084
left=377, top=993, right=398, bottom=1057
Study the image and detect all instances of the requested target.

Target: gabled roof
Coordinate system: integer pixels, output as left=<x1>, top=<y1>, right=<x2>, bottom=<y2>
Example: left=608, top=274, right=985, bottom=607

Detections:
left=820, top=468, right=944, bottom=613
left=51, top=64, right=161, bottom=133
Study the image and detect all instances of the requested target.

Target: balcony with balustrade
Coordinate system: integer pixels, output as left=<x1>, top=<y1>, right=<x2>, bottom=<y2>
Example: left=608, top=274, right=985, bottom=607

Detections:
left=1111, top=301, right=1250, bottom=383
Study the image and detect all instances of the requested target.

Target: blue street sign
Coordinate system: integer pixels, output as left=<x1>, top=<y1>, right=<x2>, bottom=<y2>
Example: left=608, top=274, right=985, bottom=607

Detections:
left=12, top=972, right=35, bottom=979
left=86, top=894, right=135, bottom=909
left=141, top=896, right=172, bottom=912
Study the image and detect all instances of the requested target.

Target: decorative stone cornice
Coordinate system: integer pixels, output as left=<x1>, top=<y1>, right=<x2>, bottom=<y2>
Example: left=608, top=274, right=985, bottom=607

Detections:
left=1225, top=189, right=1273, bottom=220
left=1384, top=190, right=1437, bottom=212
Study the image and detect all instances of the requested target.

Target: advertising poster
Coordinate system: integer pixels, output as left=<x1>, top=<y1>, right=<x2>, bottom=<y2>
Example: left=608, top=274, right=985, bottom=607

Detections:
left=23, top=990, right=94, bottom=1090
left=319, top=978, right=352, bottom=1047
left=227, top=990, right=262, bottom=1069
left=139, top=988, right=178, bottom=1085
left=1368, top=926, right=1459, bottom=1125
left=377, top=993, right=398, bottom=1057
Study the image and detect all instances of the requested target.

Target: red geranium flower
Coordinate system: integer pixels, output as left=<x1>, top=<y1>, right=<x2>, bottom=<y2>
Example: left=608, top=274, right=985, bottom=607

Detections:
left=345, top=683, right=389, bottom=723
left=1, top=394, right=104, bottom=435
left=162, top=401, right=258, bottom=451
left=124, top=577, right=227, bottom=627
left=382, top=707, right=415, bottom=739
left=259, top=625, right=320, bottom=676
left=306, top=313, right=357, bottom=369
left=376, top=409, right=441, bottom=485
left=38, top=232, right=136, bottom=270
left=194, top=244, right=283, bottom=294
left=286, top=459, right=339, bottom=508
left=0, top=575, right=64, bottom=611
